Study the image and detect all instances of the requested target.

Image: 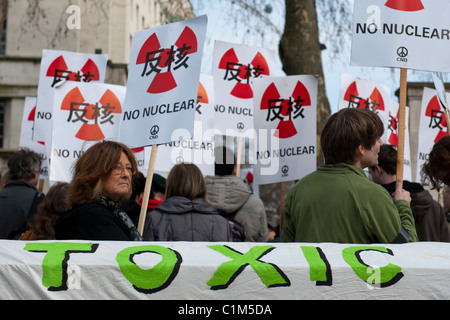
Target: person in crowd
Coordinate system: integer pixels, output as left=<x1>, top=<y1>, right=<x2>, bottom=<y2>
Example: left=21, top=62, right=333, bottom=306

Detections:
left=282, top=108, right=418, bottom=243
left=0, top=148, right=44, bottom=239
left=421, top=135, right=450, bottom=190
left=143, top=162, right=233, bottom=241
left=122, top=172, right=166, bottom=225
left=205, top=146, right=268, bottom=242
left=369, top=144, right=450, bottom=242
left=19, top=183, right=69, bottom=240
left=54, top=140, right=142, bottom=241
left=443, top=185, right=450, bottom=227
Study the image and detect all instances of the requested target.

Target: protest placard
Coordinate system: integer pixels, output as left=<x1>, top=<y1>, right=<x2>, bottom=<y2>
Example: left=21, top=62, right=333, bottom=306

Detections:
left=50, top=82, right=126, bottom=183
left=118, top=15, right=207, bottom=149
left=19, top=97, right=49, bottom=181
left=386, top=103, right=412, bottom=181
left=34, top=50, right=108, bottom=144
left=253, top=75, right=317, bottom=185
left=351, top=0, right=450, bottom=72
left=416, top=87, right=449, bottom=182
left=212, top=40, right=275, bottom=138
left=350, top=0, right=450, bottom=180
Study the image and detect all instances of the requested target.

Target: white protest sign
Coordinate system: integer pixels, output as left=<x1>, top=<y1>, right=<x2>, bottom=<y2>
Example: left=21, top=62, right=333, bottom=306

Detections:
left=338, top=73, right=390, bottom=142
left=19, top=97, right=49, bottom=180
left=154, top=74, right=216, bottom=175
left=386, top=103, right=412, bottom=181
left=416, top=87, right=449, bottom=182
left=50, top=82, right=126, bottom=183
left=34, top=50, right=108, bottom=143
left=3, top=241, right=450, bottom=300
left=351, top=0, right=450, bottom=72
left=118, top=15, right=207, bottom=149
left=212, top=40, right=275, bottom=137
left=253, top=75, right=317, bottom=185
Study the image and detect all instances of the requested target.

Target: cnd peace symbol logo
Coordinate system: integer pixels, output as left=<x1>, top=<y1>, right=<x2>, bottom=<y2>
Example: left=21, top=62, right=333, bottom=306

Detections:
left=237, top=122, right=245, bottom=130
left=397, top=46, right=408, bottom=58
left=150, top=125, right=160, bottom=137
left=281, top=165, right=289, bottom=177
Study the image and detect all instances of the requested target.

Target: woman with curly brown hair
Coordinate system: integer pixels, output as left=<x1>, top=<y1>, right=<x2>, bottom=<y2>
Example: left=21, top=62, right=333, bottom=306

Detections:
left=54, top=140, right=142, bottom=241
left=19, top=183, right=69, bottom=240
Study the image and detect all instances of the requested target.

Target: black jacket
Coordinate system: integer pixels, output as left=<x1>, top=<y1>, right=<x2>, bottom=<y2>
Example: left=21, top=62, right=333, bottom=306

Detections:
left=0, top=180, right=43, bottom=239
left=54, top=203, right=135, bottom=241
left=143, top=196, right=233, bottom=241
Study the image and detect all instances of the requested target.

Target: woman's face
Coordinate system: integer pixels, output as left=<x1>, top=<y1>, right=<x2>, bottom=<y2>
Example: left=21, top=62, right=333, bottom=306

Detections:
left=102, top=152, right=133, bottom=202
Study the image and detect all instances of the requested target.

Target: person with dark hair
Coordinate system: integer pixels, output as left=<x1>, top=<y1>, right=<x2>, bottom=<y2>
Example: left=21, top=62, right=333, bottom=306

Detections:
left=121, top=172, right=166, bottom=225
left=0, top=148, right=44, bottom=239
left=54, top=140, right=141, bottom=241
left=205, top=146, right=268, bottom=242
left=369, top=144, right=450, bottom=242
left=421, top=135, right=450, bottom=190
left=143, top=162, right=232, bottom=241
left=19, top=183, right=69, bottom=240
left=282, top=108, right=418, bottom=243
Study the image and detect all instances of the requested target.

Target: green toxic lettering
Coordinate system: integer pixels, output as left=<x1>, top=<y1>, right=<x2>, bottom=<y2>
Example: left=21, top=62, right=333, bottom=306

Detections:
left=207, top=245, right=290, bottom=290
left=116, top=245, right=182, bottom=294
left=24, top=242, right=98, bottom=291
left=301, top=246, right=332, bottom=286
left=342, top=246, right=403, bottom=288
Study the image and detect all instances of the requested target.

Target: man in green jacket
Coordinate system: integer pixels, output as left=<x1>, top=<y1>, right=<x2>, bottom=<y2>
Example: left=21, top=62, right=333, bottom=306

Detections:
left=282, top=108, right=418, bottom=243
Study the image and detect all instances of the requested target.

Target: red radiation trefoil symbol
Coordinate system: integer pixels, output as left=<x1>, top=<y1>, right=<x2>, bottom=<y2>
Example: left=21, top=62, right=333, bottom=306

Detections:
left=343, top=81, right=386, bottom=114
left=385, top=0, right=424, bottom=12
left=196, top=81, right=209, bottom=115
left=136, top=26, right=198, bottom=94
left=387, top=109, right=399, bottom=146
left=260, top=81, right=311, bottom=139
left=47, top=56, right=100, bottom=88
left=28, top=106, right=45, bottom=146
left=61, top=87, right=122, bottom=141
left=425, top=95, right=449, bottom=143
left=219, top=49, right=270, bottom=99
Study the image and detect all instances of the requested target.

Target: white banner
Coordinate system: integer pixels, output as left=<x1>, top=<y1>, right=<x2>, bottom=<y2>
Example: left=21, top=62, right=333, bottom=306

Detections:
left=253, top=75, right=317, bottom=185
left=416, top=87, right=449, bottom=182
left=212, top=40, right=275, bottom=137
left=351, top=0, right=450, bottom=72
left=118, top=15, right=207, bottom=148
left=19, top=97, right=49, bottom=180
left=2, top=241, right=450, bottom=300
left=50, top=82, right=126, bottom=183
left=34, top=50, right=108, bottom=143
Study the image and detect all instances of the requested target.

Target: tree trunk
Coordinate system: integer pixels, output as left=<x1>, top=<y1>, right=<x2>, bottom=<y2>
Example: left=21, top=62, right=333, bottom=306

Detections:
left=279, top=0, right=330, bottom=166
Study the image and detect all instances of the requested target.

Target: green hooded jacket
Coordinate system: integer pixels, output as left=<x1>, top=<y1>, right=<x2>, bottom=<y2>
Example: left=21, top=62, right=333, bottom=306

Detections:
left=282, top=163, right=418, bottom=243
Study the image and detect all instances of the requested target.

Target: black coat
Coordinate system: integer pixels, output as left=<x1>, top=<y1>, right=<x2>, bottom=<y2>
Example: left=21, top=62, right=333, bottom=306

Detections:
left=0, top=181, right=43, bottom=239
left=54, top=203, right=134, bottom=241
left=143, top=196, right=233, bottom=241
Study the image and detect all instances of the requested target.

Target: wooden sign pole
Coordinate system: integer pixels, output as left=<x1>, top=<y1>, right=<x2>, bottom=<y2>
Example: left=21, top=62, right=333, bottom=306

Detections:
left=396, top=68, right=408, bottom=182
left=137, top=144, right=159, bottom=235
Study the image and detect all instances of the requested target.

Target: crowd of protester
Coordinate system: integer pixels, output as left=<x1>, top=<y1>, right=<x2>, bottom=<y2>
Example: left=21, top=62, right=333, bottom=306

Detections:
left=1, top=108, right=450, bottom=244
